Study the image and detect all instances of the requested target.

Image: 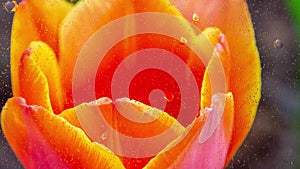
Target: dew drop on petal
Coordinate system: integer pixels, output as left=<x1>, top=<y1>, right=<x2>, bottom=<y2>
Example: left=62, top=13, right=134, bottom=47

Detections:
left=4, top=0, right=18, bottom=13
left=101, top=131, right=107, bottom=140
left=192, top=13, right=200, bottom=22
left=180, top=36, right=188, bottom=44
left=274, top=39, right=283, bottom=49
left=163, top=91, right=174, bottom=102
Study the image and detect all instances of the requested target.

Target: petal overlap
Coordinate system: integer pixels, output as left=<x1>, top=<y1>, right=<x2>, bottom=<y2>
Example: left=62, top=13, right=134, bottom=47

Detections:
left=1, top=97, right=125, bottom=169
left=172, top=0, right=261, bottom=161
left=2, top=0, right=261, bottom=168
left=11, top=0, right=72, bottom=97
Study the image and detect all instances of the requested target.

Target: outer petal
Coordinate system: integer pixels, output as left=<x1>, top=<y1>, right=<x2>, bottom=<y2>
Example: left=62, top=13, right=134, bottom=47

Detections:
left=11, top=0, right=72, bottom=97
left=173, top=93, right=234, bottom=169
left=23, top=41, right=65, bottom=113
left=1, top=97, right=125, bottom=169
left=144, top=93, right=234, bottom=168
left=172, top=0, right=262, bottom=162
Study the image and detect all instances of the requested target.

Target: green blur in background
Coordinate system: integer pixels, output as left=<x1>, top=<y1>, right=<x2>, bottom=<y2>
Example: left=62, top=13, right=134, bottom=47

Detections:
left=285, top=0, right=300, bottom=168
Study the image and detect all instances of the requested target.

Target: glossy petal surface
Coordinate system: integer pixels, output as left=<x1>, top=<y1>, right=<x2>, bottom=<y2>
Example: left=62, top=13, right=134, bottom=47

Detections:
left=19, top=50, right=52, bottom=111
left=22, top=41, right=65, bottom=113
left=172, top=0, right=261, bottom=162
left=145, top=93, right=234, bottom=168
left=10, top=0, right=72, bottom=96
left=1, top=97, right=125, bottom=169
left=60, top=97, right=185, bottom=168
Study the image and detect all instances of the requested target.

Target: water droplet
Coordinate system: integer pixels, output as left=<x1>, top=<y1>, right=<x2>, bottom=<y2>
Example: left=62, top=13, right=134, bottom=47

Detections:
left=274, top=39, right=283, bottom=49
left=4, top=1, right=18, bottom=13
left=101, top=132, right=107, bottom=140
left=163, top=92, right=174, bottom=102
left=192, top=13, right=199, bottom=22
left=180, top=37, right=188, bottom=44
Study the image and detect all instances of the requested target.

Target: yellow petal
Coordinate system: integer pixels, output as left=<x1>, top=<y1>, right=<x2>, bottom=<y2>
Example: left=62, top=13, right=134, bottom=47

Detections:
left=26, top=41, right=65, bottom=113
left=59, top=107, right=82, bottom=129
left=201, top=27, right=231, bottom=109
left=11, top=0, right=72, bottom=96
left=19, top=51, right=52, bottom=111
left=1, top=97, right=125, bottom=168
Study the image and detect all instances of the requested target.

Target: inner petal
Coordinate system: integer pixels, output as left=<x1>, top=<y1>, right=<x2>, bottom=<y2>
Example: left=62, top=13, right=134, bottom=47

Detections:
left=74, top=97, right=185, bottom=168
left=95, top=34, right=206, bottom=126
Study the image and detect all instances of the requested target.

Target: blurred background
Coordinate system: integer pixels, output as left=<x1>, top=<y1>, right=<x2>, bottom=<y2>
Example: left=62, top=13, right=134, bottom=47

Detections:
left=0, top=0, right=299, bottom=168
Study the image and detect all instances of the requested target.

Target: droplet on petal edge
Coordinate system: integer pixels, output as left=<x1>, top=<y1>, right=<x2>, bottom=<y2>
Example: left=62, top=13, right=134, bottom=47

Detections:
left=180, top=37, right=188, bottom=44
left=192, top=13, right=200, bottom=22
left=4, top=0, right=18, bottom=13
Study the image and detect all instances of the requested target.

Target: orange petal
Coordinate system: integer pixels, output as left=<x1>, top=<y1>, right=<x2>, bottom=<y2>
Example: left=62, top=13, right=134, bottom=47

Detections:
left=60, top=98, right=185, bottom=137
left=59, top=0, right=189, bottom=108
left=201, top=27, right=231, bottom=109
left=11, top=0, right=72, bottom=96
left=59, top=107, right=82, bottom=129
left=172, top=0, right=261, bottom=162
left=1, top=97, right=125, bottom=168
left=19, top=50, right=52, bottom=112
left=144, top=93, right=234, bottom=168
left=25, top=41, right=65, bottom=113
left=60, top=97, right=185, bottom=169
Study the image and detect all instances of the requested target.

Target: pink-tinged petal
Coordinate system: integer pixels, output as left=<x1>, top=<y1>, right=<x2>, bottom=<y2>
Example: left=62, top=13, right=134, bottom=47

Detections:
left=1, top=97, right=125, bottom=168
left=173, top=93, right=234, bottom=169
left=172, top=0, right=261, bottom=162
left=144, top=93, right=234, bottom=168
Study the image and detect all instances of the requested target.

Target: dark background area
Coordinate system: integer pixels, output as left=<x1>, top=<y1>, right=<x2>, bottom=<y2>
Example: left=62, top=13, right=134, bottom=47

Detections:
left=0, top=0, right=299, bottom=168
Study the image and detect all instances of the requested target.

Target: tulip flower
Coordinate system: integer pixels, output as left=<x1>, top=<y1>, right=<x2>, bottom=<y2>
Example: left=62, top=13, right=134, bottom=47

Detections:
left=1, top=0, right=261, bottom=168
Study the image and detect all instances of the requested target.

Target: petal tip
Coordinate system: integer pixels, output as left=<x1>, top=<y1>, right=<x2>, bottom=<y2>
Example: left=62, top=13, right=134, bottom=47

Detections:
left=20, top=48, right=32, bottom=62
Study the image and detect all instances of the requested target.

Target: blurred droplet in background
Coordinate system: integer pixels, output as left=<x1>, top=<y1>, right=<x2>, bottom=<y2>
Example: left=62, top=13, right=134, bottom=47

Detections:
left=4, top=1, right=18, bottom=13
left=274, top=39, right=283, bottom=49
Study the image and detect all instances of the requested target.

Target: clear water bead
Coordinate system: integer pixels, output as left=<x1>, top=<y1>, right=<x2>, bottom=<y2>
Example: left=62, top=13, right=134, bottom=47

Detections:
left=180, top=36, right=188, bottom=44
left=192, top=13, right=200, bottom=22
left=101, top=132, right=107, bottom=140
left=274, top=39, right=283, bottom=49
left=4, top=1, right=18, bottom=13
